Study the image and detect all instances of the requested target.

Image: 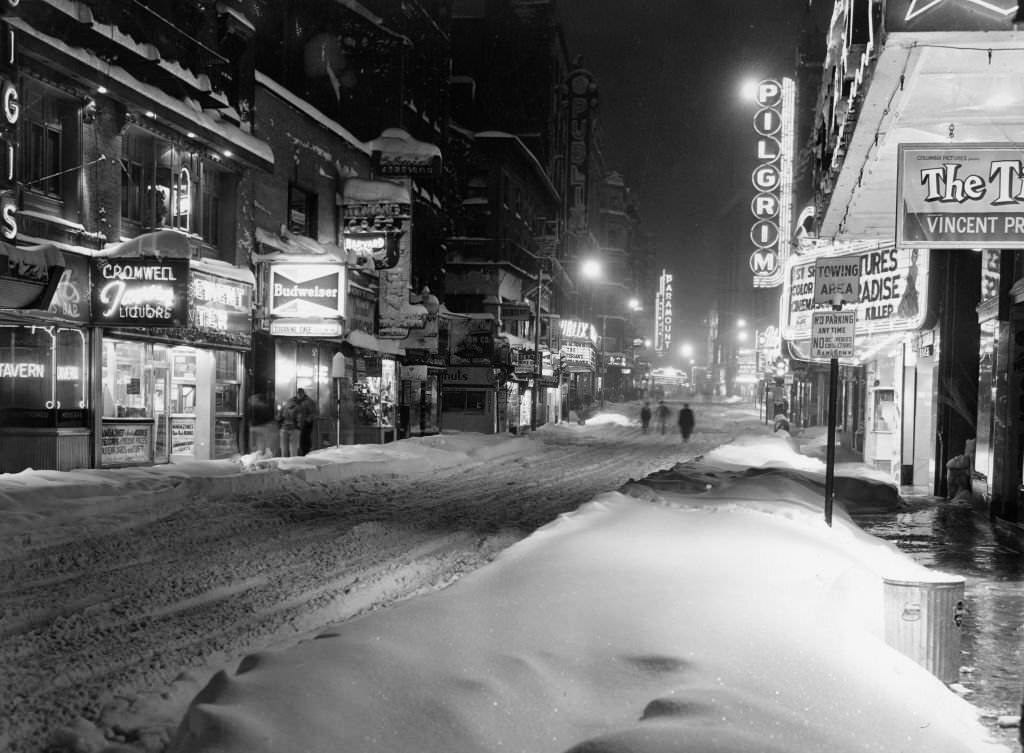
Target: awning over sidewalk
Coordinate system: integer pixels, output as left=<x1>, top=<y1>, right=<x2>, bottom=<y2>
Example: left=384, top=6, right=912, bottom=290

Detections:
left=345, top=328, right=405, bottom=356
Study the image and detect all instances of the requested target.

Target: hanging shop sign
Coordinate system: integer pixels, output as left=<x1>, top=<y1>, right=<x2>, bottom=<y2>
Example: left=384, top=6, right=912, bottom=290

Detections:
left=46, top=251, right=90, bottom=321
left=448, top=316, right=496, bottom=365
left=368, top=127, right=442, bottom=178
left=560, top=343, right=596, bottom=373
left=342, top=191, right=410, bottom=271
left=269, top=263, right=345, bottom=318
left=782, top=245, right=929, bottom=341
left=191, top=270, right=252, bottom=336
left=91, top=257, right=189, bottom=327
left=897, top=144, right=1024, bottom=249
left=269, top=318, right=343, bottom=338
left=342, top=178, right=426, bottom=339
left=559, top=318, right=597, bottom=344
left=346, top=284, right=376, bottom=334
left=0, top=240, right=66, bottom=310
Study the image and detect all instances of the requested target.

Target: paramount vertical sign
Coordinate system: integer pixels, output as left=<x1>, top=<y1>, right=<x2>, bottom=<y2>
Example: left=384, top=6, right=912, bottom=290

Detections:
left=897, top=144, right=1024, bottom=249
left=654, top=269, right=673, bottom=355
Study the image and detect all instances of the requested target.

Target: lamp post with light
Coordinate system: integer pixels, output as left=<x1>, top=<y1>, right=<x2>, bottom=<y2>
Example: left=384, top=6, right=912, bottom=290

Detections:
left=580, top=258, right=603, bottom=409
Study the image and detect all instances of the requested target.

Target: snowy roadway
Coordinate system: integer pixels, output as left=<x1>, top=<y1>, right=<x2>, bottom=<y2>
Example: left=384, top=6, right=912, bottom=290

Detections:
left=1, top=401, right=758, bottom=753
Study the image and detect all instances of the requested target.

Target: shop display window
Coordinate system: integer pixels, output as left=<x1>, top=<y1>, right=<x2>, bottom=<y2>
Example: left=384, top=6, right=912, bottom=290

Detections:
left=214, top=350, right=242, bottom=415
left=872, top=389, right=896, bottom=432
left=442, top=390, right=487, bottom=413
left=353, top=357, right=397, bottom=427
left=0, top=325, right=88, bottom=425
left=103, top=340, right=162, bottom=418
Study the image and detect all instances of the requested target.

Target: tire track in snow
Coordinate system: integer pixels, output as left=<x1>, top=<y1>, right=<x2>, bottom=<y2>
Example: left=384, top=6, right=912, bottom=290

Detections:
left=1, top=407, right=767, bottom=753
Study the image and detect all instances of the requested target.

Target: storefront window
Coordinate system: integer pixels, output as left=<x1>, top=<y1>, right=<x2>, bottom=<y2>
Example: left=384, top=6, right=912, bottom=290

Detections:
left=0, top=325, right=88, bottom=425
left=442, top=390, right=487, bottom=413
left=214, top=350, right=242, bottom=414
left=354, top=356, right=397, bottom=428
left=873, top=389, right=897, bottom=432
left=103, top=340, right=159, bottom=417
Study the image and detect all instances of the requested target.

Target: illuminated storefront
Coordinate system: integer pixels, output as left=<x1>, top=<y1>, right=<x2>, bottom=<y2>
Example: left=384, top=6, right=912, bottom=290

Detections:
left=781, top=242, right=932, bottom=484
left=558, top=318, right=598, bottom=418
left=255, top=255, right=347, bottom=450
left=442, top=313, right=499, bottom=433
left=92, top=249, right=253, bottom=466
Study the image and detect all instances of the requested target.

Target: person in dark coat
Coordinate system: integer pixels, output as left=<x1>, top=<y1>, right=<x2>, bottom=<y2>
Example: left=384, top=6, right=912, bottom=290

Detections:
left=655, top=400, right=671, bottom=435
left=640, top=401, right=652, bottom=433
left=295, top=388, right=317, bottom=456
left=678, top=403, right=695, bottom=443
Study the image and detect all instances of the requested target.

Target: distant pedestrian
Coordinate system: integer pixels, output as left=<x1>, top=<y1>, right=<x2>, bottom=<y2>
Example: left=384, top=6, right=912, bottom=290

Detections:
left=655, top=400, right=671, bottom=435
left=678, top=403, right=695, bottom=442
left=640, top=401, right=652, bottom=433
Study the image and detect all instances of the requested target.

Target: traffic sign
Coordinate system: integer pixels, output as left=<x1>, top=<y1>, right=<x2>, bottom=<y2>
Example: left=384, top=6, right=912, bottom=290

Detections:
left=810, top=310, right=856, bottom=359
left=812, top=256, right=861, bottom=305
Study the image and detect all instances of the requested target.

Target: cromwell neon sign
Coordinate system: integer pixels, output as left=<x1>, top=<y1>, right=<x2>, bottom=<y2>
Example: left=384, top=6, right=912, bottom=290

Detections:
left=92, top=258, right=189, bottom=326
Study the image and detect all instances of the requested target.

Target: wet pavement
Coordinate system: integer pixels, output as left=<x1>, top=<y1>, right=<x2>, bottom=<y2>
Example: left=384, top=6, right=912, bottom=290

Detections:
left=850, top=494, right=1024, bottom=748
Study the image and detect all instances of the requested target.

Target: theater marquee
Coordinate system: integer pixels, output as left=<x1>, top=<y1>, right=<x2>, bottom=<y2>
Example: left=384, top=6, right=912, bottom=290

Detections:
left=897, top=143, right=1024, bottom=249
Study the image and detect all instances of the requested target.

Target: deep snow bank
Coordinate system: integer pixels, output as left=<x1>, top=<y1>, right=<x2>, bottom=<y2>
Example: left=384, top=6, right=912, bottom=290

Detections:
left=168, top=436, right=1004, bottom=753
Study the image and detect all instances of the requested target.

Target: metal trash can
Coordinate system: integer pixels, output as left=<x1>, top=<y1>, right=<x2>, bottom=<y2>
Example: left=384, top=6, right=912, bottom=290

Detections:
left=883, top=576, right=966, bottom=684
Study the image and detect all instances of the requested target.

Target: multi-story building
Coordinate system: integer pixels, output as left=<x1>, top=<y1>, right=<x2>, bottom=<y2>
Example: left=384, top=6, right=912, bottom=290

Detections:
left=0, top=0, right=271, bottom=472
left=245, top=0, right=449, bottom=444
left=444, top=128, right=561, bottom=432
left=793, top=0, right=1024, bottom=518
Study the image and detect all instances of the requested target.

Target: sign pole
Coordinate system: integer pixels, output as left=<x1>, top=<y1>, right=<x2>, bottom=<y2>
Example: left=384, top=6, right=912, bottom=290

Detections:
left=810, top=255, right=861, bottom=528
left=824, top=351, right=839, bottom=527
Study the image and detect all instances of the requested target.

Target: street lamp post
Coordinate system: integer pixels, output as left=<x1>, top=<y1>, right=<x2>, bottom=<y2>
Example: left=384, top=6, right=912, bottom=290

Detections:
left=581, top=257, right=603, bottom=411
left=531, top=256, right=544, bottom=431
left=598, top=315, right=606, bottom=408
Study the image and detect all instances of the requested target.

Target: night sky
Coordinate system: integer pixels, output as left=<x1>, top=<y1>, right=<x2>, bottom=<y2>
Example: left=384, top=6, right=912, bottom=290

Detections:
left=557, top=0, right=824, bottom=319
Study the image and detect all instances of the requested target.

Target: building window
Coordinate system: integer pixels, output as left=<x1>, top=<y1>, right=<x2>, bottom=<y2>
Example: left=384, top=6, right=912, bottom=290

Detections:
left=25, top=120, right=61, bottom=196
left=288, top=184, right=318, bottom=238
left=120, top=128, right=234, bottom=253
left=20, top=83, right=78, bottom=209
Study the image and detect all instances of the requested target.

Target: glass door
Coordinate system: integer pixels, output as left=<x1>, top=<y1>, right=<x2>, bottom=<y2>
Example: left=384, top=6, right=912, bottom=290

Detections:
left=151, top=344, right=171, bottom=463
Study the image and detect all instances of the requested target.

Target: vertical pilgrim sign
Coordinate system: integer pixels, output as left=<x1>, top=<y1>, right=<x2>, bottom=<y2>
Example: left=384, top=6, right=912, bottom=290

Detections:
left=811, top=255, right=860, bottom=527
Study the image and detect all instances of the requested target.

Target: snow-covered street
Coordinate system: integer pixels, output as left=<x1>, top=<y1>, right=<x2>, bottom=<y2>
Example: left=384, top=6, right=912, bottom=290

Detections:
left=3, top=401, right=761, bottom=753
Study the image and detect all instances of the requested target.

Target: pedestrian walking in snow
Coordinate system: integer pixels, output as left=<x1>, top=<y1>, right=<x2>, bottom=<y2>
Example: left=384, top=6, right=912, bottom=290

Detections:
left=678, top=403, right=695, bottom=442
left=640, top=401, right=652, bottom=433
left=655, top=400, right=671, bottom=435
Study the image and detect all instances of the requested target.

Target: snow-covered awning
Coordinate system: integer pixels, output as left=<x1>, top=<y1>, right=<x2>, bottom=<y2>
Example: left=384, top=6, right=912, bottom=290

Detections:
left=253, top=227, right=347, bottom=264
left=341, top=178, right=411, bottom=204
left=10, top=17, right=274, bottom=172
left=98, top=230, right=192, bottom=259
left=345, top=328, right=405, bottom=356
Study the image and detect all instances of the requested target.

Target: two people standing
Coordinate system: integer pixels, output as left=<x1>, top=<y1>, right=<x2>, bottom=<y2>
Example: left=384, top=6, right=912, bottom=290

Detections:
left=278, top=388, right=317, bottom=457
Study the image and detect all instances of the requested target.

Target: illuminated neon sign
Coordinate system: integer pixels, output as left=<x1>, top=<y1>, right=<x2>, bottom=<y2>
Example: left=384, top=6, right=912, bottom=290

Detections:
left=91, top=258, right=189, bottom=326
